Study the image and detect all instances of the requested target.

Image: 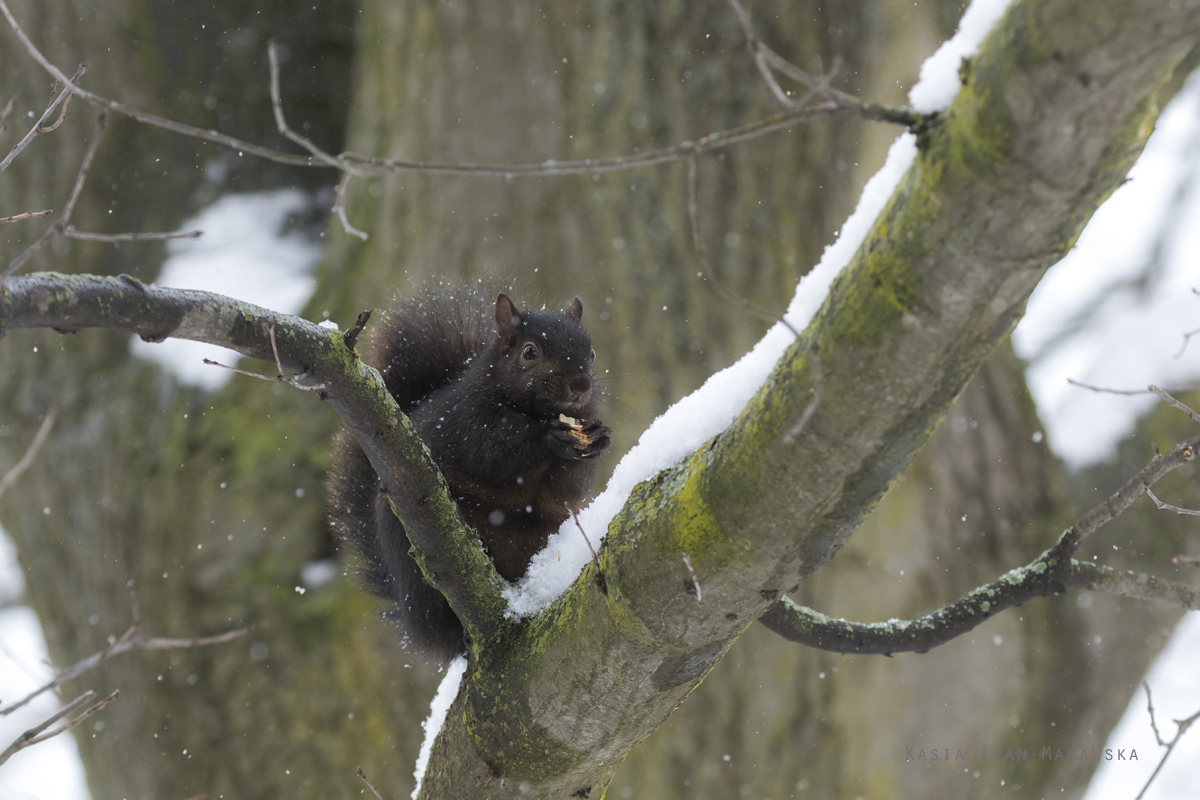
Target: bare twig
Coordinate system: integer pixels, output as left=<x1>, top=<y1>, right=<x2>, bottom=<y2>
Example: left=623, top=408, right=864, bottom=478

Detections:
left=1134, top=683, right=1200, bottom=800
left=35, top=77, right=76, bottom=134
left=266, top=40, right=344, bottom=170
left=0, top=209, right=52, bottom=224
left=0, top=406, right=56, bottom=499
left=332, top=171, right=368, bottom=241
left=681, top=551, right=702, bottom=602
left=726, top=0, right=862, bottom=111
left=726, top=0, right=795, bottom=107
left=357, top=767, right=385, bottom=800
left=202, top=326, right=327, bottom=393
left=1174, top=326, right=1200, bottom=359
left=267, top=321, right=285, bottom=376
left=762, top=433, right=1200, bottom=652
left=1145, top=487, right=1200, bottom=517
left=1068, top=378, right=1200, bottom=396
left=63, top=227, right=203, bottom=243
left=0, top=63, right=87, bottom=173
left=270, top=39, right=369, bottom=239
left=0, top=582, right=251, bottom=717
left=3, top=110, right=108, bottom=278
left=0, top=689, right=118, bottom=767
left=566, top=503, right=602, bottom=577
left=0, top=0, right=915, bottom=187
left=0, top=1, right=315, bottom=167
left=1145, top=682, right=1166, bottom=747
left=1151, top=384, right=1200, bottom=425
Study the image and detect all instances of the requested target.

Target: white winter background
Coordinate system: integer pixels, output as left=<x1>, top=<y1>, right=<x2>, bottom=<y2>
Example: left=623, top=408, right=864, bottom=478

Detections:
left=4, top=8, right=1200, bottom=799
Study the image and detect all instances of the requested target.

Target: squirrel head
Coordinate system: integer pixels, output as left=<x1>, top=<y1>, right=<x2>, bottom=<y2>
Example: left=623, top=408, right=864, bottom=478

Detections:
left=493, top=293, right=597, bottom=419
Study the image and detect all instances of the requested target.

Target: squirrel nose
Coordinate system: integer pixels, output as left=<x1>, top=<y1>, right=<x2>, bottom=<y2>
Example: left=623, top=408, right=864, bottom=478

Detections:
left=568, top=376, right=592, bottom=404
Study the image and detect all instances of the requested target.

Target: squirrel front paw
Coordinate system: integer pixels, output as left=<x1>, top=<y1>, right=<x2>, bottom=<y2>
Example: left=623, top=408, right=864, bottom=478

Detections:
left=543, top=418, right=612, bottom=460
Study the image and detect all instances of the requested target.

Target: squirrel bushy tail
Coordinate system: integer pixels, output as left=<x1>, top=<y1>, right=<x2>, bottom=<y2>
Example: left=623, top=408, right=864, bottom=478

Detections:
left=328, top=285, right=610, bottom=661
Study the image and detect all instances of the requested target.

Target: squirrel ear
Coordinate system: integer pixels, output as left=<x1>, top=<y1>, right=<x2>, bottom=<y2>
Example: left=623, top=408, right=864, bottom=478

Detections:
left=565, top=296, right=583, bottom=321
left=495, top=293, right=522, bottom=345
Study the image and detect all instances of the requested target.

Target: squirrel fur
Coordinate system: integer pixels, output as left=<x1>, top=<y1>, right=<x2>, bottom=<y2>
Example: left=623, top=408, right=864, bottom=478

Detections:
left=328, top=287, right=611, bottom=660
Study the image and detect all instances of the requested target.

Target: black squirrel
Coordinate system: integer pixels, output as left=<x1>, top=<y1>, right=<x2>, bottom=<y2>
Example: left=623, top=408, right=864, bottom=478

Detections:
left=328, top=287, right=611, bottom=660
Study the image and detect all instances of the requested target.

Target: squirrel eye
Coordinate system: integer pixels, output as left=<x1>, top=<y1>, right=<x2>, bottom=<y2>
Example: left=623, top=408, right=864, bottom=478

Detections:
left=590, top=348, right=596, bottom=362
left=522, top=343, right=538, bottom=360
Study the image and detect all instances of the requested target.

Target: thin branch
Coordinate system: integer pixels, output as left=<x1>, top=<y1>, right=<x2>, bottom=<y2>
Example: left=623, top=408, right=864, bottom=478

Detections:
left=0, top=690, right=104, bottom=766
left=0, top=1, right=316, bottom=167
left=726, top=0, right=794, bottom=107
left=1145, top=487, right=1200, bottom=517
left=3, top=110, right=108, bottom=278
left=1144, top=682, right=1166, bottom=747
left=201, top=323, right=327, bottom=392
left=760, top=555, right=1200, bottom=655
left=0, top=581, right=250, bottom=717
left=1067, top=378, right=1200, bottom=395
left=266, top=40, right=345, bottom=170
left=64, top=227, right=203, bottom=243
left=567, top=503, right=602, bottom=583
left=1150, top=384, right=1200, bottom=425
left=0, top=406, right=56, bottom=499
left=35, top=77, right=76, bottom=134
left=202, top=358, right=327, bottom=392
left=760, top=433, right=1200, bottom=653
left=0, top=0, right=916, bottom=187
left=332, top=171, right=367, bottom=241
left=0, top=63, right=87, bottom=173
left=1172, top=554, right=1199, bottom=566
left=1173, top=326, right=1200, bottom=359
left=357, top=767, right=385, bottom=800
left=0, top=209, right=52, bottom=224
left=1134, top=683, right=1200, bottom=800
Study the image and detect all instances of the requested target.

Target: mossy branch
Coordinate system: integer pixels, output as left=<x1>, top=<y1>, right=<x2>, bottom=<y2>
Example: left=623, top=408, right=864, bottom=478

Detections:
left=0, top=271, right=511, bottom=643
left=761, top=433, right=1200, bottom=654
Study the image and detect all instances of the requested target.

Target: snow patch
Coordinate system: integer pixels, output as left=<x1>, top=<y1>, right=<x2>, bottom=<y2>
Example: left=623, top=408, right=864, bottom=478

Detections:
left=909, top=0, right=1015, bottom=112
left=129, top=189, right=323, bottom=390
left=1012, top=69, right=1200, bottom=467
left=411, top=655, right=467, bottom=800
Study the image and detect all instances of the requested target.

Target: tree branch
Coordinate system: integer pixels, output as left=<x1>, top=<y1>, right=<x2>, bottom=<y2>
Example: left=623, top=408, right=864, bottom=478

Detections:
left=0, top=689, right=118, bottom=767
left=0, top=209, right=52, bottom=224
left=3, top=110, right=108, bottom=278
left=1135, top=683, right=1200, bottom=800
left=760, top=427, right=1200, bottom=653
left=0, top=63, right=87, bottom=173
left=0, top=405, right=55, bottom=499
left=0, top=272, right=512, bottom=648
left=0, top=0, right=916, bottom=186
left=0, top=578, right=250, bottom=717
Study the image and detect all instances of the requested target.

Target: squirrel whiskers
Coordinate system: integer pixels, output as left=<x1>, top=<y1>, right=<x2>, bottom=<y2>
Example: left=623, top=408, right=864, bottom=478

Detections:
left=328, top=287, right=611, bottom=660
